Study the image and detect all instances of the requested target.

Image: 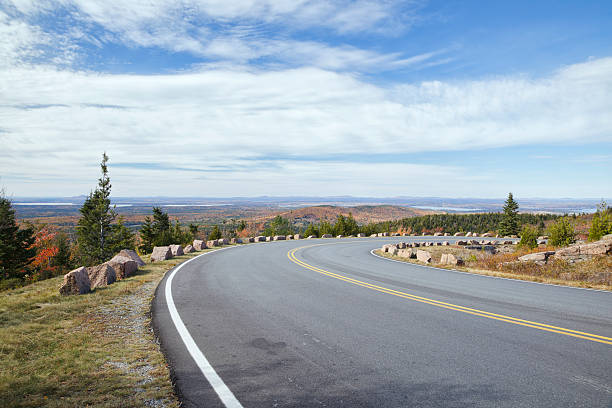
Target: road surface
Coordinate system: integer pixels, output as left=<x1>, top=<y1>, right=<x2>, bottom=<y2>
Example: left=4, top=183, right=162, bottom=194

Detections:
left=152, top=237, right=612, bottom=407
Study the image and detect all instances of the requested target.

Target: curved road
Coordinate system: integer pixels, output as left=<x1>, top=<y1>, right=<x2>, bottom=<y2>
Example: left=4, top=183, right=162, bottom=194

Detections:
left=152, top=237, right=612, bottom=407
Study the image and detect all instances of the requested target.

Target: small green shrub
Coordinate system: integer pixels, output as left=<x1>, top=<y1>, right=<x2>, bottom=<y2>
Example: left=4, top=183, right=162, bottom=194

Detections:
left=588, top=201, right=611, bottom=241
left=518, top=225, right=538, bottom=249
left=548, top=217, right=576, bottom=247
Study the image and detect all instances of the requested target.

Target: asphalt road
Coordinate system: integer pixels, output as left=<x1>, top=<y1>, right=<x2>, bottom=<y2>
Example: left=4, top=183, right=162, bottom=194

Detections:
left=152, top=237, right=612, bottom=408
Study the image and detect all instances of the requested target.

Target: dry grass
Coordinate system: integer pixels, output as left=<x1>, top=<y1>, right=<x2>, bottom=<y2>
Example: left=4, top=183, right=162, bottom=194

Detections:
left=376, top=246, right=612, bottom=291
left=0, top=249, right=213, bottom=407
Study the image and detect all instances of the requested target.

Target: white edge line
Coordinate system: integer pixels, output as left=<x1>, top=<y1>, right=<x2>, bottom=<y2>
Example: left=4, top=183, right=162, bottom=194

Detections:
left=164, top=246, right=244, bottom=408
left=369, top=247, right=611, bottom=294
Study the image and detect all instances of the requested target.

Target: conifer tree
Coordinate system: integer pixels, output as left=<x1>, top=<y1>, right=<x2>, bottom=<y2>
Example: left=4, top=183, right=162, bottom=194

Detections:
left=76, top=153, right=117, bottom=265
left=0, top=193, right=36, bottom=280
left=498, top=192, right=520, bottom=236
left=209, top=225, right=222, bottom=240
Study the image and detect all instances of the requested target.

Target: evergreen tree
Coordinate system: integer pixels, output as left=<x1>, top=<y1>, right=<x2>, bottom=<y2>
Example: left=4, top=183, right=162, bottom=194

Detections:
left=588, top=201, right=611, bottom=241
left=548, top=217, right=576, bottom=247
left=76, top=153, right=117, bottom=265
left=303, top=223, right=319, bottom=237
left=333, top=215, right=347, bottom=236
left=52, top=232, right=73, bottom=272
left=189, top=223, right=198, bottom=238
left=345, top=213, right=359, bottom=236
left=264, top=216, right=293, bottom=236
left=110, top=218, right=135, bottom=252
left=518, top=225, right=538, bottom=249
left=139, top=216, right=156, bottom=254
left=0, top=193, right=36, bottom=280
left=498, top=192, right=520, bottom=236
left=209, top=225, right=222, bottom=240
left=319, top=220, right=334, bottom=235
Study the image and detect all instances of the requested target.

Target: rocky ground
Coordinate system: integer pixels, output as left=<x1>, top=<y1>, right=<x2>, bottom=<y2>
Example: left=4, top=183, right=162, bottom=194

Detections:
left=378, top=237, right=612, bottom=290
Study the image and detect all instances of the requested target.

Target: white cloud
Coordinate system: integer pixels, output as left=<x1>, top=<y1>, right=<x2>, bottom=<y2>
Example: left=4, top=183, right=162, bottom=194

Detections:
left=1, top=0, right=429, bottom=71
left=1, top=57, right=611, bottom=196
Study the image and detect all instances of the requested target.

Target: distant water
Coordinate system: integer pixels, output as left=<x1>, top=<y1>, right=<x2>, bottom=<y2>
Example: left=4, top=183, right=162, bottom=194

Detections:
left=413, top=206, right=485, bottom=212
left=14, top=202, right=74, bottom=206
left=162, top=204, right=230, bottom=207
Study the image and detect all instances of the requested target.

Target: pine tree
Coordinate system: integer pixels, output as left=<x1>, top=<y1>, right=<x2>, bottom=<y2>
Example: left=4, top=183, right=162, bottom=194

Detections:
left=0, top=193, right=36, bottom=280
left=588, top=201, right=611, bottom=241
left=498, top=192, right=520, bottom=237
left=548, top=217, right=576, bottom=247
left=52, top=232, right=73, bottom=272
left=209, top=225, right=222, bottom=240
left=110, top=218, right=135, bottom=252
left=345, top=213, right=359, bottom=236
left=76, top=153, right=117, bottom=265
left=139, top=216, right=156, bottom=254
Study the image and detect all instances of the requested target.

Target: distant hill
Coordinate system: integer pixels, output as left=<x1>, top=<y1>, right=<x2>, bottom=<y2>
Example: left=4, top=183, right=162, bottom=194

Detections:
left=271, top=205, right=435, bottom=225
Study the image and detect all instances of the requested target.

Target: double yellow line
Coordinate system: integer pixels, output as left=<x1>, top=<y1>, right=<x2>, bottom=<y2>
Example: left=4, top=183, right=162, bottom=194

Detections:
left=288, top=245, right=612, bottom=346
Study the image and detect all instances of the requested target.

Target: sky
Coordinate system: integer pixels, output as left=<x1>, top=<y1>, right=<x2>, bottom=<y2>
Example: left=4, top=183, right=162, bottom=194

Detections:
left=0, top=0, right=611, bottom=199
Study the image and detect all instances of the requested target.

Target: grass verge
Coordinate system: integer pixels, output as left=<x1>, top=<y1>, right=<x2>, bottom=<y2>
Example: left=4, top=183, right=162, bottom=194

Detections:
left=374, top=248, right=612, bottom=291
left=0, top=249, right=212, bottom=408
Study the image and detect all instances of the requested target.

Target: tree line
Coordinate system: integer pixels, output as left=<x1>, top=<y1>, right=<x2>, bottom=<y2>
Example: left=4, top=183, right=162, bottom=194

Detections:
left=2, top=159, right=611, bottom=291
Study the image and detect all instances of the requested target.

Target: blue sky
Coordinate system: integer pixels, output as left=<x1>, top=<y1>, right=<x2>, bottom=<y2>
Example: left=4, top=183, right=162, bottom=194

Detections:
left=0, top=0, right=611, bottom=198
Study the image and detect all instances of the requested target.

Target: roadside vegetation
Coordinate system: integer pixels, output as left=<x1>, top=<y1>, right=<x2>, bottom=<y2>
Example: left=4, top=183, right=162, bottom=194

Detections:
left=377, top=245, right=612, bottom=290
left=0, top=250, right=209, bottom=407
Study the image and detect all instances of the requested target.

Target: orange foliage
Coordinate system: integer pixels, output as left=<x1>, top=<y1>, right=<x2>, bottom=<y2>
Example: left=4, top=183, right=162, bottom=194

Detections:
left=27, top=226, right=59, bottom=281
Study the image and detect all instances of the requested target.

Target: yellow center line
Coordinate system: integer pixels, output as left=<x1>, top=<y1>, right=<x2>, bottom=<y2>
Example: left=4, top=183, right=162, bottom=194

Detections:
left=287, top=244, right=612, bottom=346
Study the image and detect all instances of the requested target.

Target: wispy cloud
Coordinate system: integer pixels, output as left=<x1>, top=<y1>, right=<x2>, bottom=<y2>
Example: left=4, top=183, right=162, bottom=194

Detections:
left=1, top=0, right=429, bottom=72
left=1, top=57, right=611, bottom=195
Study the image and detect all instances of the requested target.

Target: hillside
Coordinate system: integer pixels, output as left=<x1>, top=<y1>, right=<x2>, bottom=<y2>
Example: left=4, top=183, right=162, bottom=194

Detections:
left=272, top=205, right=435, bottom=225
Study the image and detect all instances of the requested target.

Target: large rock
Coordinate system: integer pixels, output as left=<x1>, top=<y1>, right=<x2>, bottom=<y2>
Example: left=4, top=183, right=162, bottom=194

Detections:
left=602, top=234, right=612, bottom=241
left=465, top=232, right=472, bottom=237
left=440, top=253, right=464, bottom=266
left=207, top=240, right=218, bottom=247
left=416, top=250, right=432, bottom=263
left=193, top=240, right=206, bottom=251
left=454, top=232, right=465, bottom=236
left=457, top=240, right=468, bottom=246
left=294, top=234, right=303, bottom=240
left=107, top=255, right=138, bottom=279
left=87, top=264, right=117, bottom=289
left=397, top=248, right=416, bottom=258
left=321, top=234, right=332, bottom=238
left=59, top=267, right=91, bottom=295
left=555, top=240, right=612, bottom=258
left=183, top=245, right=195, bottom=253
left=336, top=235, right=344, bottom=238
left=357, top=233, right=366, bottom=237
left=116, top=249, right=145, bottom=267
left=273, top=235, right=286, bottom=241
left=307, top=235, right=317, bottom=239
left=266, top=236, right=273, bottom=242
left=170, top=244, right=184, bottom=256
left=254, top=236, right=266, bottom=242
left=151, top=246, right=172, bottom=262
left=382, top=244, right=397, bottom=253
left=444, top=233, right=450, bottom=236
left=230, top=238, right=241, bottom=244
left=481, top=232, right=494, bottom=237
left=216, top=238, right=226, bottom=246
left=518, top=251, right=555, bottom=265
left=433, top=232, right=443, bottom=236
